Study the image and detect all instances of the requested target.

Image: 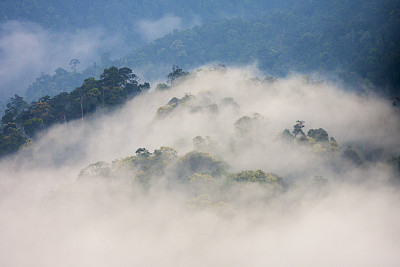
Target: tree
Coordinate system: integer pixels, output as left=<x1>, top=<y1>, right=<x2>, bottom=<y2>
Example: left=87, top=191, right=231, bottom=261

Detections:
left=105, top=87, right=125, bottom=106
left=230, top=169, right=283, bottom=185
left=166, top=65, right=188, bottom=85
left=343, top=146, right=363, bottom=166
left=118, top=67, right=138, bottom=86
left=136, top=148, right=151, bottom=157
left=86, top=87, right=102, bottom=112
left=1, top=95, right=28, bottom=125
left=177, top=151, right=226, bottom=179
left=279, top=129, right=295, bottom=143
left=100, top=66, right=124, bottom=88
left=30, top=101, right=54, bottom=125
left=0, top=122, right=25, bottom=156
left=50, top=92, right=71, bottom=123
left=155, top=83, right=169, bottom=91
left=193, top=136, right=206, bottom=150
left=69, top=59, right=80, bottom=72
left=78, top=161, right=111, bottom=179
left=152, top=146, right=178, bottom=170
left=23, top=118, right=44, bottom=136
left=292, top=120, right=305, bottom=137
left=307, top=128, right=329, bottom=142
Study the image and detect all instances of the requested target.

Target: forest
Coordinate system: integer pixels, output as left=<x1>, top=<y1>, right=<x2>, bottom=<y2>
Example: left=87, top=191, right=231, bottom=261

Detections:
left=1, top=1, right=400, bottom=266
left=1, top=0, right=398, bottom=106
left=0, top=64, right=400, bottom=266
left=119, top=0, right=400, bottom=94
left=0, top=66, right=149, bottom=156
left=1, top=65, right=399, bottom=176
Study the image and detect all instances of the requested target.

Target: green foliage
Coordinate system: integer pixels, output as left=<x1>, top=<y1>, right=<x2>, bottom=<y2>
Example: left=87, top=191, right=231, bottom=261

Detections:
left=187, top=194, right=234, bottom=213
left=343, top=146, right=363, bottom=166
left=0, top=122, right=25, bottom=156
left=234, top=113, right=263, bottom=133
left=23, top=118, right=44, bottom=136
left=79, top=144, right=288, bottom=208
left=135, top=148, right=151, bottom=158
left=155, top=83, right=169, bottom=91
left=79, top=161, right=112, bottom=178
left=112, top=146, right=178, bottom=183
left=307, top=128, right=329, bottom=142
left=18, top=0, right=400, bottom=99
left=177, top=151, right=226, bottom=179
left=105, top=87, right=126, bottom=106
left=117, top=0, right=399, bottom=95
left=0, top=67, right=148, bottom=158
left=193, top=136, right=216, bottom=152
left=279, top=129, right=295, bottom=143
left=279, top=123, right=340, bottom=154
left=156, top=104, right=177, bottom=118
left=166, top=65, right=189, bottom=85
left=230, top=169, right=283, bottom=185
left=1, top=95, right=28, bottom=125
left=30, top=101, right=54, bottom=125
left=292, top=120, right=305, bottom=137
left=329, top=137, right=340, bottom=152
left=25, top=68, right=87, bottom=102
left=0, top=0, right=273, bottom=35
left=156, top=94, right=195, bottom=118
left=189, top=173, right=216, bottom=183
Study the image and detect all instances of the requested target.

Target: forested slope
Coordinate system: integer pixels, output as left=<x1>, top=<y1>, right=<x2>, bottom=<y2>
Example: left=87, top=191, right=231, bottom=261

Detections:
left=0, top=67, right=149, bottom=156
left=120, top=0, right=400, bottom=94
left=19, top=0, right=399, bottom=100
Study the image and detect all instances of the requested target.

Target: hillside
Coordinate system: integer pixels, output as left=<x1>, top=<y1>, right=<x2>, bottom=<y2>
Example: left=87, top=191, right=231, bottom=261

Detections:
left=120, top=0, right=400, bottom=94
left=18, top=0, right=400, bottom=102
left=0, top=0, right=273, bottom=43
left=2, top=1, right=400, bottom=266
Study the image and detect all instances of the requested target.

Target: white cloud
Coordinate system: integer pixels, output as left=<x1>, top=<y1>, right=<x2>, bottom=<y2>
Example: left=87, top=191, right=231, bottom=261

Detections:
left=0, top=21, right=125, bottom=100
left=0, top=67, right=400, bottom=266
left=137, top=14, right=183, bottom=42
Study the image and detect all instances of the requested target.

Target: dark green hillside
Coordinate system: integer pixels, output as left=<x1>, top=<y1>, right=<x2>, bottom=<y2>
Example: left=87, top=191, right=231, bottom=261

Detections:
left=0, top=0, right=272, bottom=35
left=16, top=0, right=400, bottom=100
left=24, top=63, right=104, bottom=102
left=120, top=0, right=400, bottom=94
left=0, top=67, right=149, bottom=157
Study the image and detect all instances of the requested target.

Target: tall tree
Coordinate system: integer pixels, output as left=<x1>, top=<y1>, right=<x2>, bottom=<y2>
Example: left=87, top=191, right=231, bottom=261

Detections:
left=292, top=120, right=305, bottom=137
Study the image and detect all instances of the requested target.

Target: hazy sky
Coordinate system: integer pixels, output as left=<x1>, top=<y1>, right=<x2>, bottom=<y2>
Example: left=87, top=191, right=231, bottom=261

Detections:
left=0, top=21, right=126, bottom=100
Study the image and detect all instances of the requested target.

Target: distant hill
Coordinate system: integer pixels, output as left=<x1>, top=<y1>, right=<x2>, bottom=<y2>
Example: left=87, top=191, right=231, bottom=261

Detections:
left=119, top=0, right=400, bottom=95
left=0, top=0, right=275, bottom=44
left=16, top=0, right=400, bottom=99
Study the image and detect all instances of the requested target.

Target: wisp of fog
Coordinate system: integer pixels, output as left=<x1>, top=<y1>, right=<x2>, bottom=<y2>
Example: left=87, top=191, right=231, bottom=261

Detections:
left=0, top=67, right=400, bottom=266
left=0, top=21, right=125, bottom=99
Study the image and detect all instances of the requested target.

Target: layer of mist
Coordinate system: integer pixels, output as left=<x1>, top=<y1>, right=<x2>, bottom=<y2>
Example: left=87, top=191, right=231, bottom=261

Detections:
left=0, top=21, right=127, bottom=100
left=137, top=14, right=201, bottom=42
left=0, top=67, right=400, bottom=266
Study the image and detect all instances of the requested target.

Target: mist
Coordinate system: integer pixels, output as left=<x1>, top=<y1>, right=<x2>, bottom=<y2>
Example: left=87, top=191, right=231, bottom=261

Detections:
left=0, top=67, right=400, bottom=266
left=0, top=21, right=126, bottom=100
left=137, top=14, right=184, bottom=42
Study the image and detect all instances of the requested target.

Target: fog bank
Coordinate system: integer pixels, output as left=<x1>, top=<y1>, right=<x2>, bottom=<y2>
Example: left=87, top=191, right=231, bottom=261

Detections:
left=0, top=67, right=399, bottom=266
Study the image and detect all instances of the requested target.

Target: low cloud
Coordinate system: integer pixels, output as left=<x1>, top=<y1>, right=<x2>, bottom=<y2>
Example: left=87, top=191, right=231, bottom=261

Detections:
left=137, top=14, right=201, bottom=42
left=0, top=21, right=125, bottom=100
left=0, top=67, right=400, bottom=266
left=137, top=14, right=183, bottom=42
